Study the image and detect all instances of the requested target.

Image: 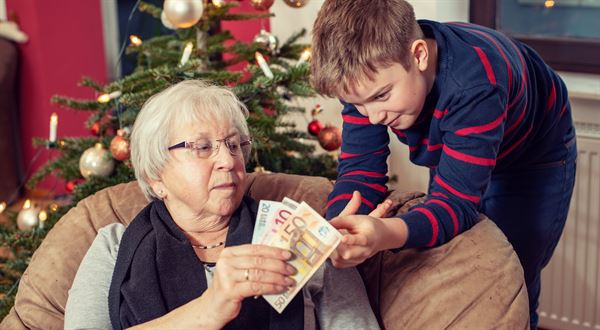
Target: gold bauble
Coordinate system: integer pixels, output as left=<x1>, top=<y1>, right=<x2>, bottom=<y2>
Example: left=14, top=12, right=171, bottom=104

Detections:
left=163, top=0, right=204, bottom=29
left=283, top=0, right=309, bottom=8
left=249, top=0, right=275, bottom=11
left=318, top=126, right=342, bottom=151
left=79, top=143, right=115, bottom=179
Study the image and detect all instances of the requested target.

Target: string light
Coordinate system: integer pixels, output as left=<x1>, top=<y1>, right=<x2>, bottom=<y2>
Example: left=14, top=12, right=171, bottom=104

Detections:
left=255, top=52, right=274, bottom=79
left=296, top=48, right=311, bottom=67
left=180, top=42, right=194, bottom=66
left=49, top=203, right=59, bottom=212
left=0, top=201, right=6, bottom=214
left=129, top=35, right=142, bottom=46
left=23, top=199, right=31, bottom=209
left=38, top=210, right=48, bottom=229
left=212, top=0, right=225, bottom=7
left=544, top=0, right=555, bottom=8
left=97, top=91, right=122, bottom=103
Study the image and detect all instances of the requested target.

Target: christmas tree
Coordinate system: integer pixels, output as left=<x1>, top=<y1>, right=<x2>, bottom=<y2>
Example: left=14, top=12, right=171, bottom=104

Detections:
left=0, top=0, right=339, bottom=318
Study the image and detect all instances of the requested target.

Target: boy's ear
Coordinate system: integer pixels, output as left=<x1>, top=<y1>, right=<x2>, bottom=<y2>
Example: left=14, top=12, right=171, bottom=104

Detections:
left=410, top=39, right=429, bottom=72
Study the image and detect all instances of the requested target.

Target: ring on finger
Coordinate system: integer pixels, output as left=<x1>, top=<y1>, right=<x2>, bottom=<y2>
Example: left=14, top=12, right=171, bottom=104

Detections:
left=244, top=268, right=250, bottom=281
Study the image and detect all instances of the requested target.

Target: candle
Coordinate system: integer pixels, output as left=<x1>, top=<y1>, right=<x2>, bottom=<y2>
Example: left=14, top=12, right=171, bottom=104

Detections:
left=38, top=210, right=48, bottom=229
left=296, top=48, right=311, bottom=67
left=0, top=201, right=6, bottom=214
left=129, top=35, right=142, bottom=46
left=97, top=91, right=122, bottom=103
left=49, top=113, right=58, bottom=143
left=180, top=42, right=194, bottom=66
left=255, top=52, right=274, bottom=79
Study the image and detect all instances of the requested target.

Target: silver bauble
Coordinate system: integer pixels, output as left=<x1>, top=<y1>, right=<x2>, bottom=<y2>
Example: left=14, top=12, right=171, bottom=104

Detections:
left=79, top=143, right=115, bottom=179
left=253, top=29, right=279, bottom=53
left=17, top=208, right=39, bottom=231
left=163, top=0, right=204, bottom=29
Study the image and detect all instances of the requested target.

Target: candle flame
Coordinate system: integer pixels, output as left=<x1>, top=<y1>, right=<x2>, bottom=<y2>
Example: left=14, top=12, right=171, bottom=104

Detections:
left=97, top=93, right=111, bottom=103
left=50, top=113, right=58, bottom=124
left=213, top=0, right=225, bottom=7
left=23, top=199, right=31, bottom=209
left=129, top=35, right=142, bottom=46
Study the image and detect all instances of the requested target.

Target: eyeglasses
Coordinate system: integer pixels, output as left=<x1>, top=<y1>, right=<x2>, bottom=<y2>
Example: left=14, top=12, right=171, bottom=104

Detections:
left=168, top=137, right=252, bottom=159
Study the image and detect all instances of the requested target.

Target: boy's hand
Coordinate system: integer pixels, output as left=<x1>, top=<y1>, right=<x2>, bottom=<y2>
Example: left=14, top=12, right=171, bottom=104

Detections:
left=329, top=191, right=393, bottom=268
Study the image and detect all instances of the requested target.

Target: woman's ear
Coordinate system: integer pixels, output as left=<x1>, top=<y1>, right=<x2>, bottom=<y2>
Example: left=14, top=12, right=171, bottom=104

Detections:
left=410, top=39, right=429, bottom=72
left=149, top=179, right=167, bottom=199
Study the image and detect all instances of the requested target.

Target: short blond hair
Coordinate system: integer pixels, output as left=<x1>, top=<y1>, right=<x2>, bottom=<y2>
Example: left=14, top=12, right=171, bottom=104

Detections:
left=311, top=0, right=423, bottom=97
left=130, top=80, right=250, bottom=200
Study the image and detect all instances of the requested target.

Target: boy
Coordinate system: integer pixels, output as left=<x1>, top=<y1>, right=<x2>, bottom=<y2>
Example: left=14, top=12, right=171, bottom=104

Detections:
left=311, top=0, right=577, bottom=328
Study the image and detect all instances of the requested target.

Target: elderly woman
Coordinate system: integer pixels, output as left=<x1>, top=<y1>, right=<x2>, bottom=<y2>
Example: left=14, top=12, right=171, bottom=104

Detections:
left=64, top=80, right=379, bottom=329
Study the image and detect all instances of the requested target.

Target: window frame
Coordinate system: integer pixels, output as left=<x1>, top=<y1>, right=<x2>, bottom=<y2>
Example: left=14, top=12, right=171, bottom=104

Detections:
left=469, top=0, right=600, bottom=74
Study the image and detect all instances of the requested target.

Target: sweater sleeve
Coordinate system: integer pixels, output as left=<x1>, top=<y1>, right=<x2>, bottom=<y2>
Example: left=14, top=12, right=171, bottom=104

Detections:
left=325, top=101, right=390, bottom=219
left=402, top=85, right=507, bottom=248
left=64, top=223, right=125, bottom=330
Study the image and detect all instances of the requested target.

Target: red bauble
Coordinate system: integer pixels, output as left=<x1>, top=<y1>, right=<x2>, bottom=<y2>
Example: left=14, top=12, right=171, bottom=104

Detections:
left=318, top=125, right=342, bottom=151
left=90, top=122, right=101, bottom=136
left=249, top=0, right=274, bottom=10
left=307, top=119, right=324, bottom=136
left=110, top=134, right=131, bottom=161
left=65, top=180, right=78, bottom=193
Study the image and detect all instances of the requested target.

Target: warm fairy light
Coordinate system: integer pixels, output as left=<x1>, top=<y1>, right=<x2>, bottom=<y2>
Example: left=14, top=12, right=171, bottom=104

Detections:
left=255, top=52, right=274, bottom=79
left=213, top=0, right=225, bottom=7
left=296, top=48, right=311, bottom=67
left=544, top=0, right=555, bottom=8
left=180, top=42, right=194, bottom=66
left=97, top=91, right=122, bottom=103
left=49, top=203, right=59, bottom=212
left=129, top=35, right=142, bottom=46
left=23, top=199, right=31, bottom=209
left=38, top=210, right=48, bottom=222
left=49, top=113, right=58, bottom=143
left=0, top=201, right=6, bottom=214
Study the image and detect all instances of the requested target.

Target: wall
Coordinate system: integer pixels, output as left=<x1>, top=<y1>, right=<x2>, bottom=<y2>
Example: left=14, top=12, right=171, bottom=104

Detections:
left=5, top=0, right=107, bottom=193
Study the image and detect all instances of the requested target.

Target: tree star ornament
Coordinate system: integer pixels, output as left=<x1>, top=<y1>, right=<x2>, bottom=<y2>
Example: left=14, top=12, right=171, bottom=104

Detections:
left=163, top=0, right=204, bottom=29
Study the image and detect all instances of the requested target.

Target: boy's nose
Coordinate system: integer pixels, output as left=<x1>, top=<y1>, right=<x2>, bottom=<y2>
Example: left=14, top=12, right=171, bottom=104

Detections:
left=367, top=109, right=386, bottom=125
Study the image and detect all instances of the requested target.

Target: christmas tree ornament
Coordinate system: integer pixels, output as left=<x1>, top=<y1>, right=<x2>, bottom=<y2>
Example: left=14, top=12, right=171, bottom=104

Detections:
left=255, top=52, right=274, bottom=79
left=17, top=200, right=39, bottom=231
left=253, top=29, right=278, bottom=53
left=163, top=0, right=204, bottom=29
left=79, top=143, right=115, bottom=179
left=110, top=129, right=131, bottom=161
left=90, top=122, right=101, bottom=136
left=307, top=119, right=323, bottom=136
left=249, top=0, right=274, bottom=10
left=161, top=11, right=176, bottom=30
left=311, top=104, right=323, bottom=117
left=283, top=0, right=309, bottom=7
left=65, top=180, right=78, bottom=193
left=318, top=125, right=342, bottom=151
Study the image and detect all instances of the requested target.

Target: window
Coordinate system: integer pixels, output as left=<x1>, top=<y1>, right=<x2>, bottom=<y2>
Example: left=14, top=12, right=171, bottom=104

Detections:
left=470, top=0, right=600, bottom=74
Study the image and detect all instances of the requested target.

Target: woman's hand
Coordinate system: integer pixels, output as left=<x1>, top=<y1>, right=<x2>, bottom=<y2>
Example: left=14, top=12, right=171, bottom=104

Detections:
left=204, top=245, right=296, bottom=327
left=329, top=191, right=405, bottom=268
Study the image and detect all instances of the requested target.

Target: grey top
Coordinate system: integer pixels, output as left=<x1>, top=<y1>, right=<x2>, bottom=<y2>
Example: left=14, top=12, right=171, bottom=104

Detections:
left=64, top=223, right=379, bottom=330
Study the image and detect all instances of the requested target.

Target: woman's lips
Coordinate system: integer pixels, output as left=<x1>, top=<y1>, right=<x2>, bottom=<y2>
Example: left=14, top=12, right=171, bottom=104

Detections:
left=213, top=182, right=236, bottom=189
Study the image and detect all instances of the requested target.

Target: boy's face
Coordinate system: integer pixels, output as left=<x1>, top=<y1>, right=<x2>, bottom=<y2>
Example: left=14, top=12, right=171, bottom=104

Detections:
left=339, top=40, right=435, bottom=130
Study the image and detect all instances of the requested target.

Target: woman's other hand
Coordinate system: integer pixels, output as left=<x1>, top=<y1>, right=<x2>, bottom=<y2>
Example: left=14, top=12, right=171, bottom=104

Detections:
left=205, top=245, right=296, bottom=326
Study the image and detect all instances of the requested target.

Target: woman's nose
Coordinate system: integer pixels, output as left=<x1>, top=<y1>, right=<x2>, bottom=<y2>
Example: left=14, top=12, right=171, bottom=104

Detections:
left=213, top=144, right=235, bottom=169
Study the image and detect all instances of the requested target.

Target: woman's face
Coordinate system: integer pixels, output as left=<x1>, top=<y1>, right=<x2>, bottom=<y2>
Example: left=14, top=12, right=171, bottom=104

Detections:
left=156, top=118, right=248, bottom=221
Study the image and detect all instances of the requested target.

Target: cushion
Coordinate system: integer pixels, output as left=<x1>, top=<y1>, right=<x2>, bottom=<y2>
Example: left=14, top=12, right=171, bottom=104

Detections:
left=0, top=172, right=528, bottom=329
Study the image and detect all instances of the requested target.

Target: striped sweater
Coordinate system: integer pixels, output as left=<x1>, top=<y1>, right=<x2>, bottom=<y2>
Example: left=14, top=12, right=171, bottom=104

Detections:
left=325, top=20, right=575, bottom=249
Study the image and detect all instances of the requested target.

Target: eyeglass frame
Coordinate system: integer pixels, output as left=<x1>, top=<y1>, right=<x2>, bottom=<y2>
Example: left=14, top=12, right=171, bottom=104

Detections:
left=167, top=137, right=252, bottom=159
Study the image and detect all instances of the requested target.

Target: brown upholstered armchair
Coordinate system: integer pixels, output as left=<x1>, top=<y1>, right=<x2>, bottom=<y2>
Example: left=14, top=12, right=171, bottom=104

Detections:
left=0, top=172, right=529, bottom=329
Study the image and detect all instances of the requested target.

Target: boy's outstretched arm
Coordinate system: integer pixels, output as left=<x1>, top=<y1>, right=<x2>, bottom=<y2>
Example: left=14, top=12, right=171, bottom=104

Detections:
left=330, top=191, right=408, bottom=268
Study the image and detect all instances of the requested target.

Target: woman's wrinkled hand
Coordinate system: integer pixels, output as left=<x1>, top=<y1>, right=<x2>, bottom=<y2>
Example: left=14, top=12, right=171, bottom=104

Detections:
left=205, top=245, right=296, bottom=326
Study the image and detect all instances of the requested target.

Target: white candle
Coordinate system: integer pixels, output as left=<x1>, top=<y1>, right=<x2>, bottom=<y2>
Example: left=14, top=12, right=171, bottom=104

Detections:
left=49, top=113, right=58, bottom=143
left=97, top=91, right=122, bottom=103
left=296, top=49, right=311, bottom=67
left=180, top=42, right=194, bottom=66
left=38, top=210, right=48, bottom=229
left=255, top=52, right=274, bottom=79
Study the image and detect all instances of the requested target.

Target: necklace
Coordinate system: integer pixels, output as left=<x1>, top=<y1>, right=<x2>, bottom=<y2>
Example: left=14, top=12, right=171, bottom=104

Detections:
left=191, top=241, right=225, bottom=249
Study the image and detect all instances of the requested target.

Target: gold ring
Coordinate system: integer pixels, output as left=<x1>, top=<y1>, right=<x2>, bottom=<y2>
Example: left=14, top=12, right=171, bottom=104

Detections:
left=244, top=268, right=250, bottom=281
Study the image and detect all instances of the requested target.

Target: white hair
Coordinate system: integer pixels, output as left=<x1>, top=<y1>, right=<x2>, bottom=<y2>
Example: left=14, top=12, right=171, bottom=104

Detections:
left=130, top=80, right=250, bottom=201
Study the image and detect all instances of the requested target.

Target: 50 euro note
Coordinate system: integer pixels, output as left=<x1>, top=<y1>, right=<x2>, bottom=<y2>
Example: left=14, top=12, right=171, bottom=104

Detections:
left=263, top=202, right=342, bottom=313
